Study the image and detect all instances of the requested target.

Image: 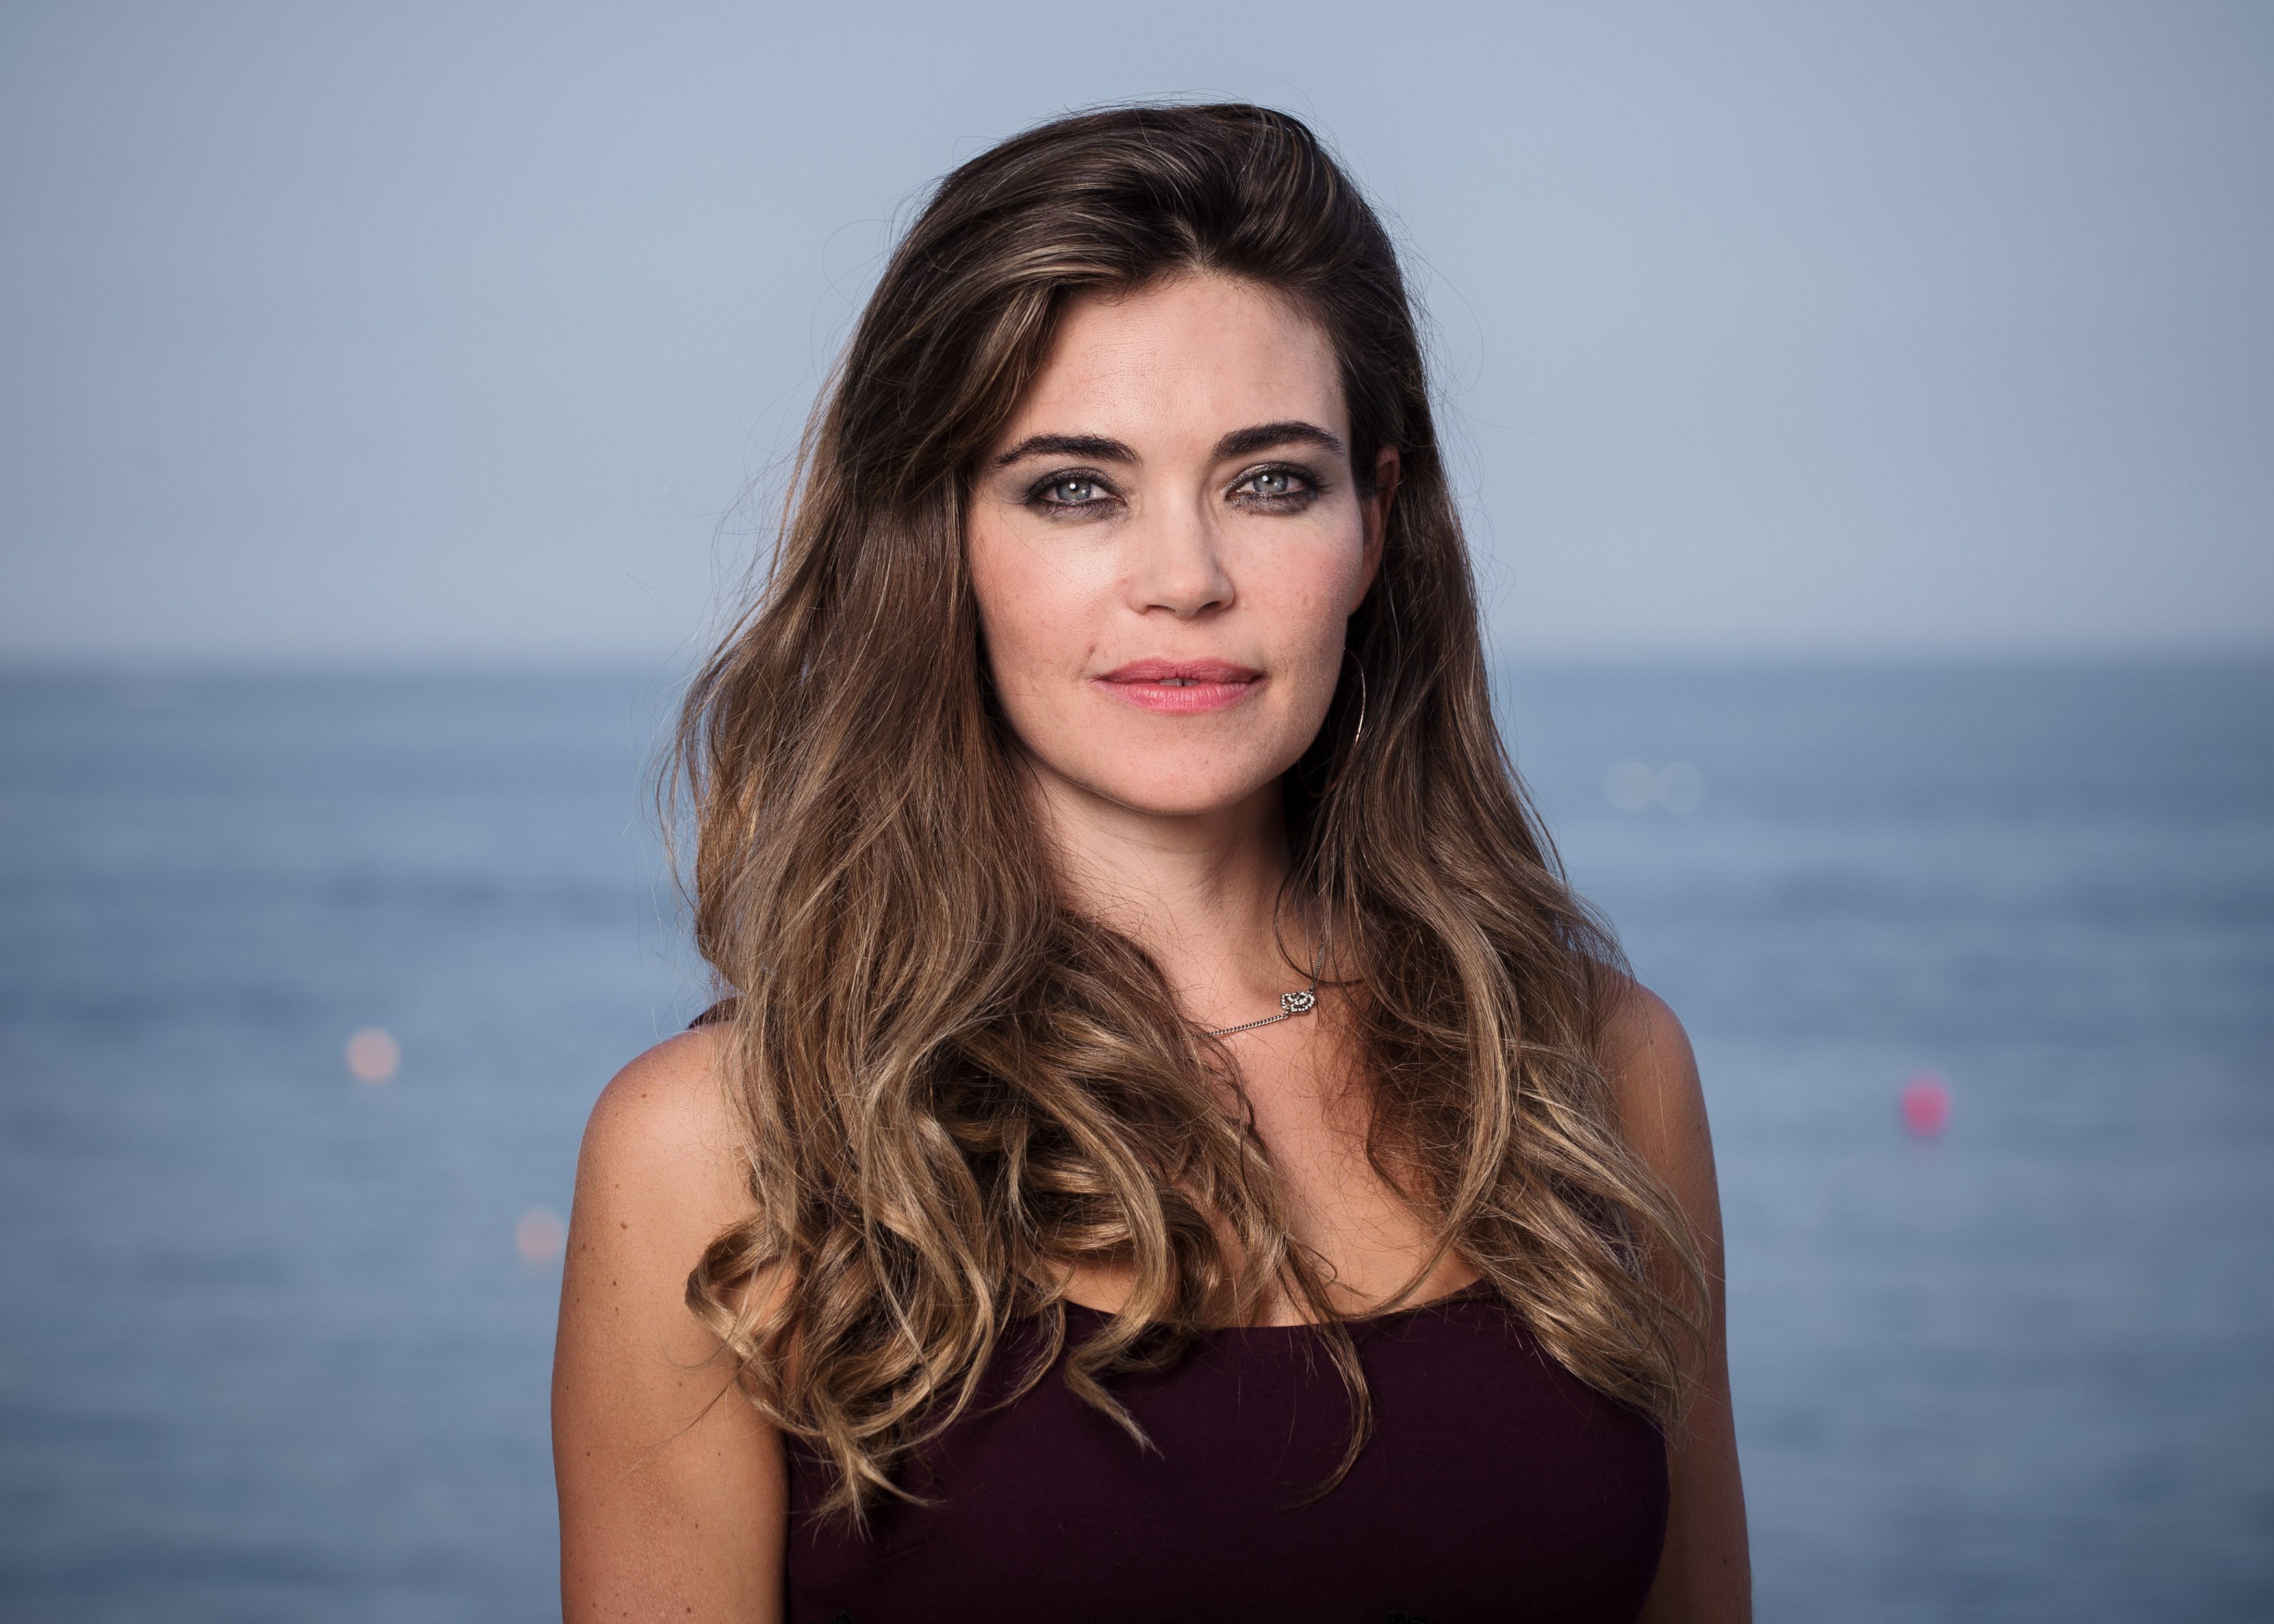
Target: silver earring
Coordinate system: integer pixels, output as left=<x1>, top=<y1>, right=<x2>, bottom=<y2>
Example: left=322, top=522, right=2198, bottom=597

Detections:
left=1342, top=650, right=1368, bottom=750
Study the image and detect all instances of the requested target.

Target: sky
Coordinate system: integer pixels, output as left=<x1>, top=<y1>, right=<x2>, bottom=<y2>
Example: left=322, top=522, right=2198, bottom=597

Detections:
left=1, top=1, right=2268, bottom=665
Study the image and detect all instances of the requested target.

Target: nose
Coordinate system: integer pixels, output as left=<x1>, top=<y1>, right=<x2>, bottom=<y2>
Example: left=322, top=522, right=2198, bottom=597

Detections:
left=1126, top=498, right=1234, bottom=618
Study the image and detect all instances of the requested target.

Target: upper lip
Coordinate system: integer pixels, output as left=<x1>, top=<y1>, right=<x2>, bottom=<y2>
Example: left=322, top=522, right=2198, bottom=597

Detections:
left=1096, top=659, right=1262, bottom=684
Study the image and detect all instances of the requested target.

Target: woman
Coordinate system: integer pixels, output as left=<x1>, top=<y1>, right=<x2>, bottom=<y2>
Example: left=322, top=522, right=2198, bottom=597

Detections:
left=555, top=103, right=1748, bottom=1622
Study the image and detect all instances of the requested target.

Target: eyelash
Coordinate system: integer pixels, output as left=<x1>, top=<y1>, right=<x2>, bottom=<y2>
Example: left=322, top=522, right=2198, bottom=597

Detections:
left=1021, top=463, right=1324, bottom=516
left=1024, top=468, right=1119, bottom=514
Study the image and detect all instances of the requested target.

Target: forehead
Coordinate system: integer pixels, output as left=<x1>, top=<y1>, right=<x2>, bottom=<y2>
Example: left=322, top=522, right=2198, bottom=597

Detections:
left=997, top=274, right=1346, bottom=450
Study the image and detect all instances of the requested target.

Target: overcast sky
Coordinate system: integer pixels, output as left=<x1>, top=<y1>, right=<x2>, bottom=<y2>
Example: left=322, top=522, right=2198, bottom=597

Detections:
left=2, top=1, right=2268, bottom=664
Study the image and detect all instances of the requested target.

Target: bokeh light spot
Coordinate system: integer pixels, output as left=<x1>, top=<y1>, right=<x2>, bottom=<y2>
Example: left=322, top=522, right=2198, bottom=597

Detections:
left=1654, top=761, right=1706, bottom=813
left=516, top=1206, right=567, bottom=1265
left=1605, top=760, right=1656, bottom=812
left=1607, top=759, right=1708, bottom=813
left=345, top=1027, right=400, bottom=1084
left=1900, top=1072, right=1951, bottom=1137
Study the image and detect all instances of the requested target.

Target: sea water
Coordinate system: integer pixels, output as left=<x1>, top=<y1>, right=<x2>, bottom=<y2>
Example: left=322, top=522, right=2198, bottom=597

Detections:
left=0, top=661, right=2268, bottom=1621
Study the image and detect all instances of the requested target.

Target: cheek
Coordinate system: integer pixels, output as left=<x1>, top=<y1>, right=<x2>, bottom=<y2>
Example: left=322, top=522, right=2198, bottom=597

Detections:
left=967, top=524, right=1094, bottom=696
left=1265, top=582, right=1362, bottom=711
left=1259, top=528, right=1372, bottom=660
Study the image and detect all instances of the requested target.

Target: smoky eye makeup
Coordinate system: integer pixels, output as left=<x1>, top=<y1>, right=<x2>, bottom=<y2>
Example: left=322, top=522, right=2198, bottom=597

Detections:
left=1226, top=461, right=1329, bottom=510
left=1006, top=457, right=1335, bottom=517
left=1019, top=467, right=1123, bottom=516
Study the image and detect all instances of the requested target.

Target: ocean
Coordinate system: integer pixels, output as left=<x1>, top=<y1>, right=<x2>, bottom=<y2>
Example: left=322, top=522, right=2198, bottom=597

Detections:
left=1, top=661, right=2268, bottom=1621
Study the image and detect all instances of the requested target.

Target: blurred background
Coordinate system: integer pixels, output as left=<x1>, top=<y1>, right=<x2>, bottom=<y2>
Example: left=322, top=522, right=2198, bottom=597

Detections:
left=1, top=3, right=2268, bottom=1620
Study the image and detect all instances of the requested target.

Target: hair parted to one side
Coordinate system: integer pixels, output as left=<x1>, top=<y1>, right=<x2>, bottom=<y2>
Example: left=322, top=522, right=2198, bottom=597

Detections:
left=673, top=101, right=1704, bottom=1521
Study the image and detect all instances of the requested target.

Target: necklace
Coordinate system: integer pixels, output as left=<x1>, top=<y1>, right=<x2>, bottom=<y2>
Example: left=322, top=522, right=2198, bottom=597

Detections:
left=1201, top=942, right=1325, bottom=1038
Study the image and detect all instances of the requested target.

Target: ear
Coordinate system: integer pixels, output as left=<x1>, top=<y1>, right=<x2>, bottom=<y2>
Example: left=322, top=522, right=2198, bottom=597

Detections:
left=1355, top=446, right=1400, bottom=608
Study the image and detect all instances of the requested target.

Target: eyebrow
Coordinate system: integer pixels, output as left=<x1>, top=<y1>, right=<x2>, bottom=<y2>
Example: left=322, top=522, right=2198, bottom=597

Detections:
left=991, top=433, right=1137, bottom=468
left=1212, top=420, right=1347, bottom=461
left=991, top=420, right=1348, bottom=470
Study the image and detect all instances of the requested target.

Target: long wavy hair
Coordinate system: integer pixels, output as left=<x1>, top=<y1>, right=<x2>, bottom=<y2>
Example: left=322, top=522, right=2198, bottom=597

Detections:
left=674, top=102, right=1703, bottom=1520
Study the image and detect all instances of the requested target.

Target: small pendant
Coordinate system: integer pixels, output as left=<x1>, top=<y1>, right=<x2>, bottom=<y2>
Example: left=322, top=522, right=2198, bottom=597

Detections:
left=1281, top=989, right=1318, bottom=1016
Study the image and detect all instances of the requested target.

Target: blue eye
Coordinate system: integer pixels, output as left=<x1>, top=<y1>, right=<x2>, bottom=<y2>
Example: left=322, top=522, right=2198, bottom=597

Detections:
left=1233, top=466, right=1315, bottom=503
left=1023, top=470, right=1118, bottom=518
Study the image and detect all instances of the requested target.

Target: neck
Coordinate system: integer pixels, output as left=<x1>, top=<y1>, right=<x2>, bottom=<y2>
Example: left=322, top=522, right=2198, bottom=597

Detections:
left=1028, top=767, right=1311, bottom=1030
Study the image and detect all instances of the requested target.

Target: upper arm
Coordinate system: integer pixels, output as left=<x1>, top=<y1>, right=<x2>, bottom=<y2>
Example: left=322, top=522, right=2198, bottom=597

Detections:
left=1601, top=984, right=1724, bottom=1300
left=1600, top=982, right=1752, bottom=1624
left=552, top=1028, right=787, bottom=1623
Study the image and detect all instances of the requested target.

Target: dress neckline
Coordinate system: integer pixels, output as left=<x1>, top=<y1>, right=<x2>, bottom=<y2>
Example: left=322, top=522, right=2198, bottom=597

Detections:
left=1058, top=1276, right=1494, bottom=1334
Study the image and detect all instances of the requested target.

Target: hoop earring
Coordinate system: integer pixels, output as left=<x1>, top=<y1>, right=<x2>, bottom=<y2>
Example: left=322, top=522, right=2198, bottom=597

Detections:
left=1342, top=648, right=1368, bottom=751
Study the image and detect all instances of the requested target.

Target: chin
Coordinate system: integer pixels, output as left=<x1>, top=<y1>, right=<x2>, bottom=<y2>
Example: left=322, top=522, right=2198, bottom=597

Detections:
left=1104, top=785, right=1264, bottom=819
left=1064, top=753, right=1290, bottom=820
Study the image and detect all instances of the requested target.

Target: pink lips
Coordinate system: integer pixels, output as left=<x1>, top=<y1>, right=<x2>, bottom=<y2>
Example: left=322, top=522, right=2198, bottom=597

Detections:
left=1094, top=659, right=1262, bottom=715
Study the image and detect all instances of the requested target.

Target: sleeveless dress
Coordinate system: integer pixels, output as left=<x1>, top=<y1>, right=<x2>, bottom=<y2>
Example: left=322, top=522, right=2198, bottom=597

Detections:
left=780, top=1284, right=1668, bottom=1623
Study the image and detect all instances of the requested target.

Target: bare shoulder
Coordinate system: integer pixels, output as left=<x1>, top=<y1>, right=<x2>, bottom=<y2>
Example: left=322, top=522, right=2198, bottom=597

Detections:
left=560, top=1021, right=758, bottom=1359
left=561, top=1025, right=763, bottom=1345
left=1598, top=983, right=1753, bottom=1620
left=1593, top=976, right=1720, bottom=1236
left=582, top=1019, right=741, bottom=1173
left=556, top=1024, right=786, bottom=1621
left=1597, top=979, right=1704, bottom=1122
left=556, top=1022, right=764, bottom=1455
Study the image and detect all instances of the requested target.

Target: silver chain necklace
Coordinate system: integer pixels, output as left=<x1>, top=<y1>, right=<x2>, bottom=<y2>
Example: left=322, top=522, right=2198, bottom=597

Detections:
left=1201, top=942, right=1325, bottom=1038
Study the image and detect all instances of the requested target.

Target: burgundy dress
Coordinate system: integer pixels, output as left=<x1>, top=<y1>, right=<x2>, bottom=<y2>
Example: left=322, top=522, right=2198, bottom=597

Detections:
left=781, top=1284, right=1668, bottom=1623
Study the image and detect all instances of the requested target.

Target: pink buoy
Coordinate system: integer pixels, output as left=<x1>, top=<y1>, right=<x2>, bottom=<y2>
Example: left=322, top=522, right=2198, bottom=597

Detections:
left=1900, top=1072, right=1950, bottom=1137
left=515, top=1206, right=567, bottom=1265
left=345, top=1026, right=400, bottom=1084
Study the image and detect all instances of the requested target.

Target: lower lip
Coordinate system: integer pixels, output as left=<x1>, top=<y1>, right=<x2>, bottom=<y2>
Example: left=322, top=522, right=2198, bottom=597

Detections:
left=1094, top=677, right=1260, bottom=715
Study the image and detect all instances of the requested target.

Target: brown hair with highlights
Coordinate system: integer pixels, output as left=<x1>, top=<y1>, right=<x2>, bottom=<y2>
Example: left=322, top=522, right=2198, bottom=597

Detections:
left=673, top=102, right=1703, bottom=1519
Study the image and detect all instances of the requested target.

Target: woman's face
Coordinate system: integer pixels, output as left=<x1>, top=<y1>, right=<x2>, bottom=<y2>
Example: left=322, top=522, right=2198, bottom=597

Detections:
left=967, top=273, right=1394, bottom=823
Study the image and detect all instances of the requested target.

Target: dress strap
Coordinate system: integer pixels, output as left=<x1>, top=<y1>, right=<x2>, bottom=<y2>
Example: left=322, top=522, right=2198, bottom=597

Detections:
left=688, top=996, right=739, bottom=1030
